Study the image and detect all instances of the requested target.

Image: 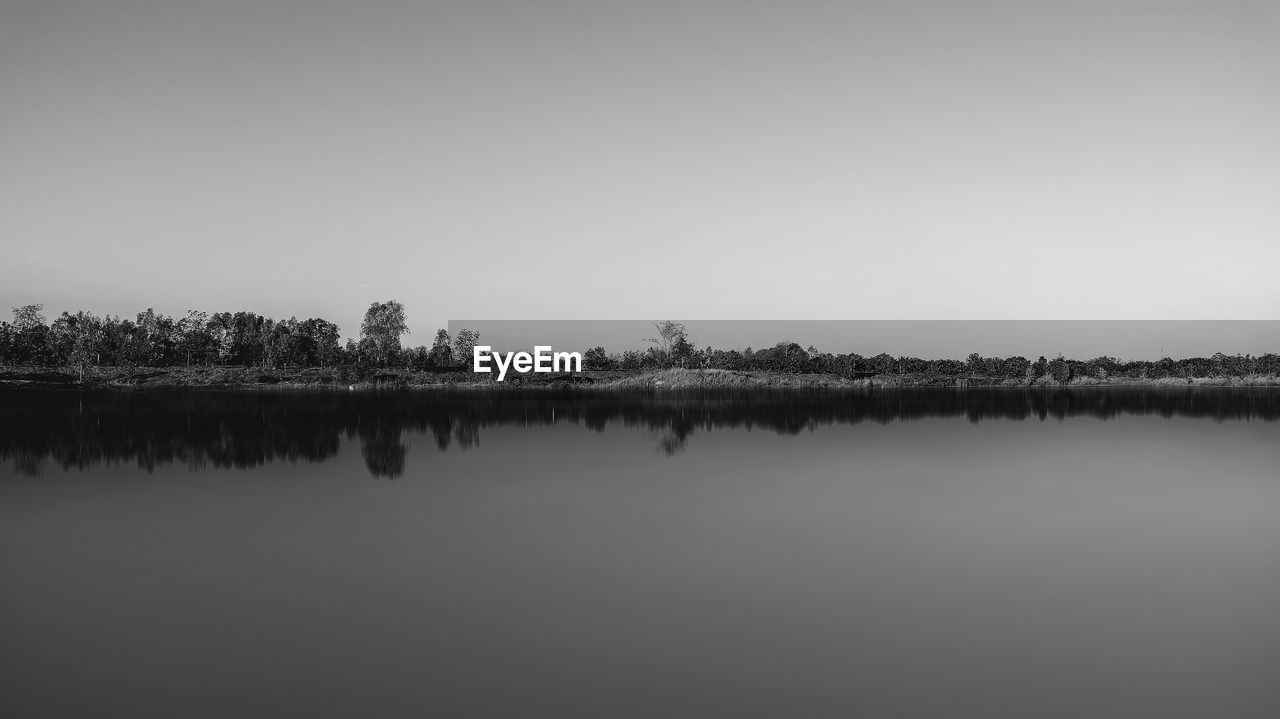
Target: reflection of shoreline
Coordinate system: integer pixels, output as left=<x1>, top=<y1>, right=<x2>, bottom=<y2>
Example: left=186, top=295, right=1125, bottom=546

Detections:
left=3, top=388, right=1279, bottom=479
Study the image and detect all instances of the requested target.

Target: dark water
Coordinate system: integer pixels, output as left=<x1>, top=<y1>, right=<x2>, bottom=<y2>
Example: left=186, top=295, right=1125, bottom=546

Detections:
left=3, top=388, right=1279, bottom=718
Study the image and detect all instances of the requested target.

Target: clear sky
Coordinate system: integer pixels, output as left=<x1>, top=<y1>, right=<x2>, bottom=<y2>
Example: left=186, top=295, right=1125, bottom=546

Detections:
left=453, top=320, right=1280, bottom=359
left=3, top=1, right=1278, bottom=343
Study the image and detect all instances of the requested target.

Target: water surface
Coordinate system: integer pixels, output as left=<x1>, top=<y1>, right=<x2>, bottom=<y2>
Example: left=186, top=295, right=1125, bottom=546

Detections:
left=3, top=388, right=1279, bottom=718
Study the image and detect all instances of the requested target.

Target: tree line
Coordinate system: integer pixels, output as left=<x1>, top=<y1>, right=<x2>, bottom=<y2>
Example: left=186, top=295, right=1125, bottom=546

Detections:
left=582, top=321, right=1280, bottom=381
left=2, top=306, right=1277, bottom=381
left=0, top=301, right=481, bottom=375
left=586, top=344, right=1280, bottom=382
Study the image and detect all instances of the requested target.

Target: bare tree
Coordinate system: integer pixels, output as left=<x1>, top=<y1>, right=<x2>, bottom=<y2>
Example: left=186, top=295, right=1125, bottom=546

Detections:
left=645, top=321, right=694, bottom=368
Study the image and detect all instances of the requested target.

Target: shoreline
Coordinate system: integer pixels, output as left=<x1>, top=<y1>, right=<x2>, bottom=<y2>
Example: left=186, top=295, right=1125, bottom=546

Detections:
left=3, top=366, right=1279, bottom=391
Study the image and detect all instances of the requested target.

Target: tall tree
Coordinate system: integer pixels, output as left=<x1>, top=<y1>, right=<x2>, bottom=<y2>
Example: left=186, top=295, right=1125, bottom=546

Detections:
left=299, top=318, right=341, bottom=367
left=966, top=353, right=985, bottom=374
left=207, top=313, right=236, bottom=365
left=178, top=310, right=212, bottom=366
left=0, top=322, right=13, bottom=365
left=10, top=304, right=51, bottom=365
left=12, top=304, right=46, bottom=331
left=645, top=321, right=689, bottom=368
left=429, top=329, right=453, bottom=368
left=451, top=329, right=480, bottom=367
left=360, top=301, right=409, bottom=366
left=1032, top=356, right=1049, bottom=380
left=51, top=311, right=101, bottom=379
left=1048, top=354, right=1071, bottom=383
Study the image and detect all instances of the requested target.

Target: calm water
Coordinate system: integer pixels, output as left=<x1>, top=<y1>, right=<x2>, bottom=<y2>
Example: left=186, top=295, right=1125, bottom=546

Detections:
left=3, top=388, right=1280, bottom=718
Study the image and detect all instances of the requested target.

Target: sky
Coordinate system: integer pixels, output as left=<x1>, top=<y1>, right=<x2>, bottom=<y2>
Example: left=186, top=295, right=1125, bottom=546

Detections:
left=453, top=320, right=1280, bottom=359
left=2, top=1, right=1279, bottom=342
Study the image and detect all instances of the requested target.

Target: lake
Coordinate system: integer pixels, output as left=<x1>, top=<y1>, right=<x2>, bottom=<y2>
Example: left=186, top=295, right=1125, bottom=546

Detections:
left=3, top=388, right=1279, bottom=718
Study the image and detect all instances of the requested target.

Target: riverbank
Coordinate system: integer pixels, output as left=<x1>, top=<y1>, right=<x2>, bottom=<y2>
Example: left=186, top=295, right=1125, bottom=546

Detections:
left=3, top=366, right=1280, bottom=390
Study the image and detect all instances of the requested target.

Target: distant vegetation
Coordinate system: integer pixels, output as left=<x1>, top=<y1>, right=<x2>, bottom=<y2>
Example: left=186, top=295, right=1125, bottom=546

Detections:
left=0, top=300, right=469, bottom=378
left=1, top=304, right=1278, bottom=386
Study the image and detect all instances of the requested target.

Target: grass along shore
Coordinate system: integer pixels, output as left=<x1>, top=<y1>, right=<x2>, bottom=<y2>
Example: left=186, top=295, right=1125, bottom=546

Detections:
left=2, top=366, right=1280, bottom=390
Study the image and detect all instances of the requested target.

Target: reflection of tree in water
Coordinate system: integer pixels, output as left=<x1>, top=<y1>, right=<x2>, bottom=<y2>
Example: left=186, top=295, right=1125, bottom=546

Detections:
left=454, top=419, right=480, bottom=450
left=11, top=448, right=44, bottom=478
left=357, top=415, right=408, bottom=479
left=654, top=410, right=698, bottom=456
left=2, top=388, right=1278, bottom=478
left=655, top=430, right=687, bottom=456
left=429, top=419, right=452, bottom=451
left=1, top=390, right=345, bottom=477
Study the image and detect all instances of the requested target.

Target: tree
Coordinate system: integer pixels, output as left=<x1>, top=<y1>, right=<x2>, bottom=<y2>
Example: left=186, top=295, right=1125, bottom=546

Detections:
left=451, top=329, right=480, bottom=367
left=229, top=312, right=267, bottom=366
left=300, top=318, right=342, bottom=367
left=928, top=358, right=967, bottom=376
left=1002, top=356, right=1031, bottom=379
left=1032, top=356, right=1049, bottom=380
left=645, top=321, right=689, bottom=368
left=868, top=353, right=896, bottom=375
left=670, top=333, right=697, bottom=368
left=344, top=338, right=362, bottom=366
left=11, top=304, right=45, bottom=331
left=583, top=346, right=613, bottom=370
left=810, top=351, right=837, bottom=374
left=710, top=348, right=746, bottom=371
left=898, top=356, right=928, bottom=374
left=758, top=342, right=808, bottom=372
left=966, top=353, right=985, bottom=375
left=360, top=301, right=409, bottom=367
left=403, top=345, right=432, bottom=370
left=1085, top=356, right=1117, bottom=379
left=97, top=315, right=131, bottom=366
left=178, top=310, right=212, bottom=366
left=1048, top=354, right=1071, bottom=383
left=429, top=329, right=453, bottom=368
left=0, top=322, right=12, bottom=365
left=617, top=350, right=644, bottom=371
left=50, top=311, right=101, bottom=380
left=10, top=304, right=52, bottom=366
left=132, top=308, right=178, bottom=366
left=261, top=317, right=302, bottom=368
